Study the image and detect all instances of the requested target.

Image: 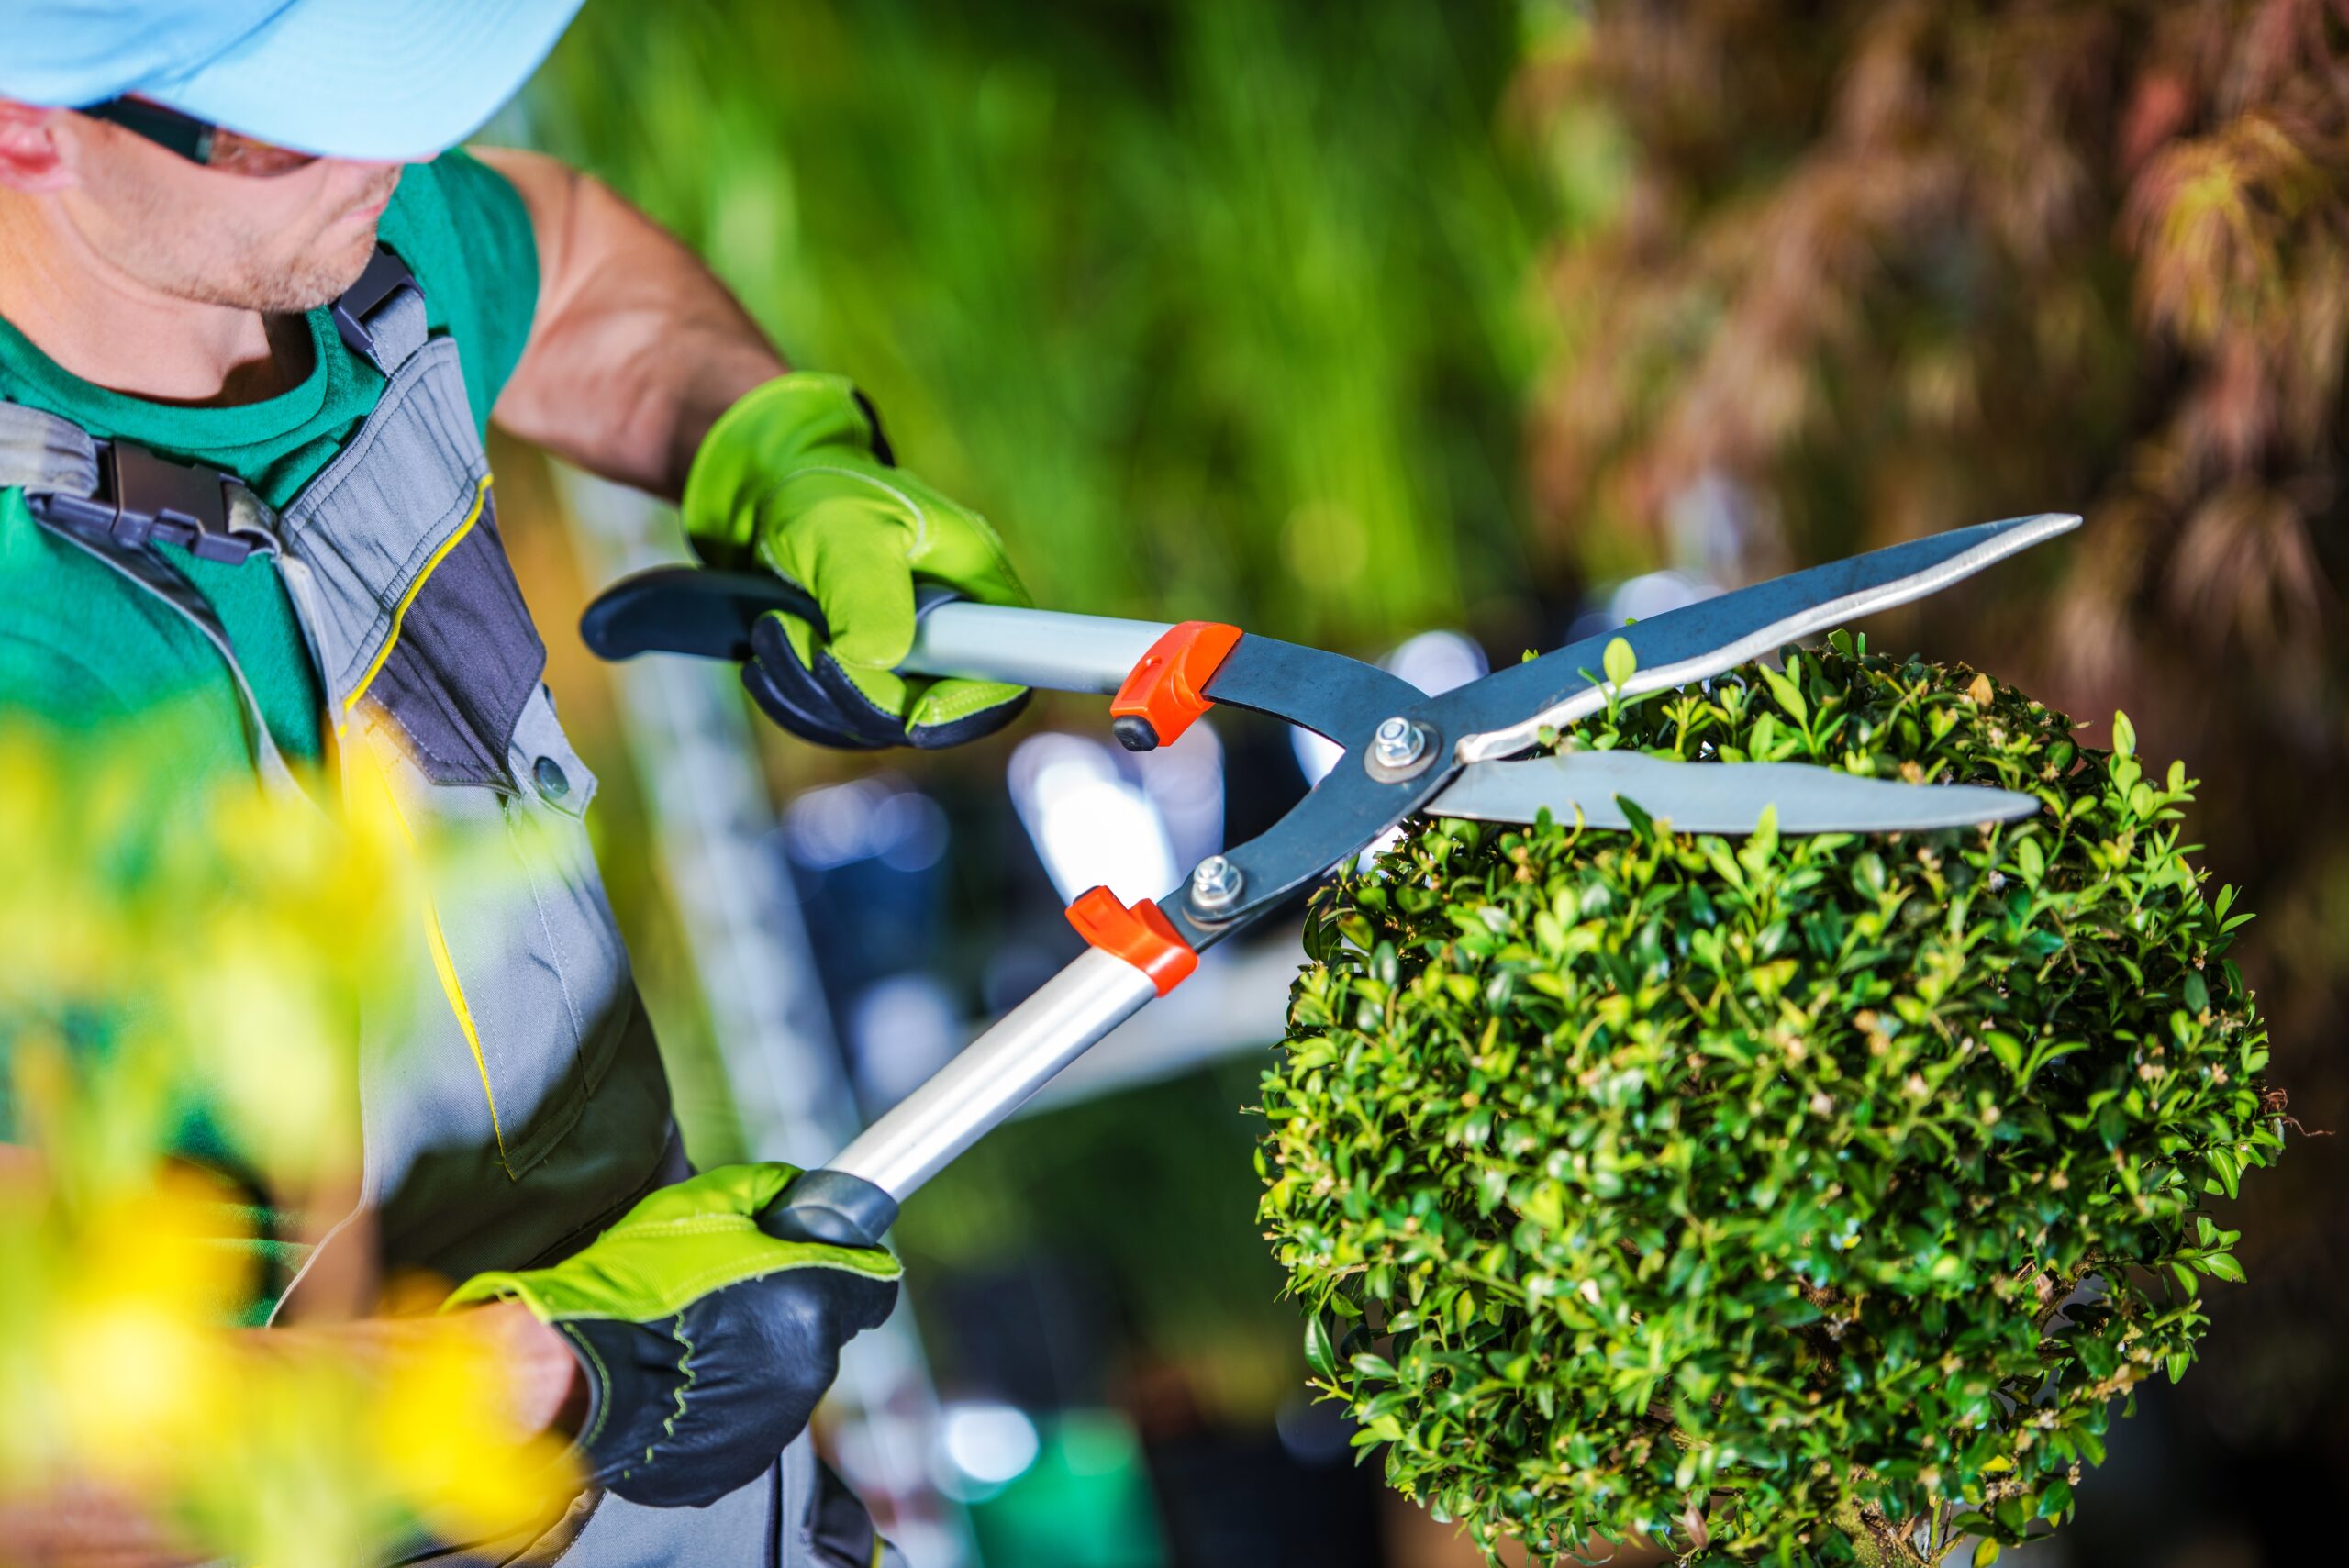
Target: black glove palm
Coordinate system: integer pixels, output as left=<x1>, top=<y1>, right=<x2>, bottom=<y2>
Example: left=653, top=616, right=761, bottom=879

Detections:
left=446, top=1164, right=900, bottom=1507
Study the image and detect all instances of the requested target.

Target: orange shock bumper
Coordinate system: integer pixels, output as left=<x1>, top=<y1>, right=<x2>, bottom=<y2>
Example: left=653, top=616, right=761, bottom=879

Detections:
left=1064, top=886, right=1197, bottom=995
left=1109, top=621, right=1242, bottom=751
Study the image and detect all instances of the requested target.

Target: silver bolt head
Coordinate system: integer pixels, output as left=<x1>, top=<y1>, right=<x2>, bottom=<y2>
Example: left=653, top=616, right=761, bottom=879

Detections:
left=1370, top=716, right=1426, bottom=768
left=1189, top=854, right=1243, bottom=912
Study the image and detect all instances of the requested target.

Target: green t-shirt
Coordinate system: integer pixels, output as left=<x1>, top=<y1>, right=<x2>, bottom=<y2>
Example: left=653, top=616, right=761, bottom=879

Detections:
left=0, top=149, right=540, bottom=771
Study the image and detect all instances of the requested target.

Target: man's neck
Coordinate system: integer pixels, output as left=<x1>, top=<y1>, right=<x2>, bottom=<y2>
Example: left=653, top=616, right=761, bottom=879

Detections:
left=0, top=196, right=310, bottom=407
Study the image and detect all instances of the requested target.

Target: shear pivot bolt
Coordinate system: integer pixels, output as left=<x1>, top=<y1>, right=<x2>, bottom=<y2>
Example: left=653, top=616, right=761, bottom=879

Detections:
left=1189, top=854, right=1244, bottom=916
left=1370, top=717, right=1426, bottom=770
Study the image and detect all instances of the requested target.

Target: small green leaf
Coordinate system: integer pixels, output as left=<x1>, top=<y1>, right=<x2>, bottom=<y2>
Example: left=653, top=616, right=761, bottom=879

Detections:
left=1760, top=664, right=1809, bottom=726
left=1973, top=1539, right=2002, bottom=1568
left=1986, top=1030, right=2023, bottom=1077
left=1603, top=636, right=1637, bottom=689
left=2110, top=710, right=2137, bottom=759
left=1305, top=1314, right=1339, bottom=1380
left=1520, top=1182, right=1566, bottom=1231
left=1738, top=805, right=1780, bottom=874
left=2206, top=1146, right=2241, bottom=1200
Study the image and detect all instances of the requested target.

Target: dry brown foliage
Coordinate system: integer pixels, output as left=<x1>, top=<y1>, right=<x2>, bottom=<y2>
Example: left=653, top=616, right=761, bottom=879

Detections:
left=1520, top=4, right=2349, bottom=1546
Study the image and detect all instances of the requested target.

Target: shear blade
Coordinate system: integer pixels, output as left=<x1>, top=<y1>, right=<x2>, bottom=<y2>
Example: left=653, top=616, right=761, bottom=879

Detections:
left=1449, top=512, right=2082, bottom=764
left=1427, top=752, right=2041, bottom=835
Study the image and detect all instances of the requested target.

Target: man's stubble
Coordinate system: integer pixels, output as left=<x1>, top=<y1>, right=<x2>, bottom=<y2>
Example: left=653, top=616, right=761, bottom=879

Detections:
left=107, top=165, right=400, bottom=315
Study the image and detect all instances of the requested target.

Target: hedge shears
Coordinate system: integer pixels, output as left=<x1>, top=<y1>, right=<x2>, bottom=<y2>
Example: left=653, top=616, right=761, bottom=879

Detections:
left=581, top=510, right=2079, bottom=1247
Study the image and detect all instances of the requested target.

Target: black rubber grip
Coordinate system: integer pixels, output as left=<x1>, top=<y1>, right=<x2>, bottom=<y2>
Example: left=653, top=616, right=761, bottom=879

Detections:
left=759, top=1168, right=901, bottom=1250
left=580, top=566, right=822, bottom=662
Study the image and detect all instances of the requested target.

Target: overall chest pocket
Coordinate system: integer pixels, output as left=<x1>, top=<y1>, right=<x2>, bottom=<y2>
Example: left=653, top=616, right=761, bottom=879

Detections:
left=280, top=334, right=539, bottom=777
left=362, top=491, right=545, bottom=788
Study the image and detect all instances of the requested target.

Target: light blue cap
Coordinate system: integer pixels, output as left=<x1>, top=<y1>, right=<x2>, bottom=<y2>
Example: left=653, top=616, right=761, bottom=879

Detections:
left=0, top=0, right=587, bottom=161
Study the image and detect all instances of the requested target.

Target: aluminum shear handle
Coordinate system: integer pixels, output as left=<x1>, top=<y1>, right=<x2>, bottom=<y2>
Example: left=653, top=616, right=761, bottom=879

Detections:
left=583, top=568, right=1176, bottom=696
left=582, top=512, right=2080, bottom=1247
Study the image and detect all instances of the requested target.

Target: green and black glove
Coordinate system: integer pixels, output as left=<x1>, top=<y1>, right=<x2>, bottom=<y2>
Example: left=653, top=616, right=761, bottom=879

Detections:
left=445, top=1163, right=899, bottom=1509
left=683, top=371, right=1032, bottom=750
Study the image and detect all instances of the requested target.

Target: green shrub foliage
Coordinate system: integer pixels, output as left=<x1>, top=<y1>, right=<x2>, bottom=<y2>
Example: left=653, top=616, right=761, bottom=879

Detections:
left=1259, top=635, right=2285, bottom=1566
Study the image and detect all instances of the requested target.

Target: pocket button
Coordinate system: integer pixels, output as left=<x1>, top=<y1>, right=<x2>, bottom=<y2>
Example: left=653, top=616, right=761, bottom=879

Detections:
left=532, top=755, right=572, bottom=800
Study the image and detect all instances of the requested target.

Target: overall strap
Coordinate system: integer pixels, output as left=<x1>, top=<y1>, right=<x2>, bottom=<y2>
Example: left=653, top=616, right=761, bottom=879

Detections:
left=32, top=506, right=303, bottom=795
left=0, top=403, right=297, bottom=791
left=0, top=399, right=96, bottom=496
left=0, top=398, right=304, bottom=801
left=332, top=247, right=431, bottom=376
left=0, top=400, right=279, bottom=564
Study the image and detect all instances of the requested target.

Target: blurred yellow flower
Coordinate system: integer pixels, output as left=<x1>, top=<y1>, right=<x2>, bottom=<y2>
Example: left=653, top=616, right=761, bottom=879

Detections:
left=0, top=717, right=575, bottom=1564
left=50, top=1173, right=255, bottom=1474
left=376, top=1307, right=582, bottom=1543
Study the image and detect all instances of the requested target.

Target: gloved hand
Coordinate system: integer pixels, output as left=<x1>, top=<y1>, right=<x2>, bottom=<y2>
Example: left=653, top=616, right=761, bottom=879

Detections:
left=443, top=1163, right=900, bottom=1509
left=682, top=372, right=1032, bottom=750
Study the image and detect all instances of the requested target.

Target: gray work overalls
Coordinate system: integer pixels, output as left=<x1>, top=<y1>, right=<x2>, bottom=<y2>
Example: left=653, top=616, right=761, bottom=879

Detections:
left=0, top=251, right=888, bottom=1568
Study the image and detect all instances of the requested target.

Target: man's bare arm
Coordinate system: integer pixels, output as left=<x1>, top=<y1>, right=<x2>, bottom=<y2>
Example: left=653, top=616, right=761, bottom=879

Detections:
left=0, top=1299, right=578, bottom=1567
left=270, top=1296, right=584, bottom=1432
left=478, top=146, right=786, bottom=499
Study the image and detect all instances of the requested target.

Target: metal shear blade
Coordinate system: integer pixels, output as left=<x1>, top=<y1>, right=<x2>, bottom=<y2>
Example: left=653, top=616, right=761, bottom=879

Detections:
left=1189, top=511, right=2080, bottom=930
left=1427, top=751, right=2042, bottom=835
left=1442, top=512, right=2082, bottom=763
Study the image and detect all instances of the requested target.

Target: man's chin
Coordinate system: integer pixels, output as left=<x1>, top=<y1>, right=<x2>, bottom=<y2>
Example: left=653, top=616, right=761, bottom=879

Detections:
left=199, top=226, right=384, bottom=316
left=287, top=228, right=386, bottom=312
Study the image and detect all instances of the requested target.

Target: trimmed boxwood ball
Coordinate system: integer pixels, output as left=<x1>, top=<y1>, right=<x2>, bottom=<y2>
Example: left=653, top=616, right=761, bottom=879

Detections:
left=1258, top=634, right=2287, bottom=1567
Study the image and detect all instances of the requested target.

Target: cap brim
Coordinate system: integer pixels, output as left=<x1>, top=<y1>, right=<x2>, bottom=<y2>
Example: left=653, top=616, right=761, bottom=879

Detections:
left=144, top=0, right=585, bottom=161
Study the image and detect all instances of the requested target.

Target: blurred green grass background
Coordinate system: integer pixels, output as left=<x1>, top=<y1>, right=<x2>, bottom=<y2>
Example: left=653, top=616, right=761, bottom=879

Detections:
left=528, top=0, right=1594, bottom=640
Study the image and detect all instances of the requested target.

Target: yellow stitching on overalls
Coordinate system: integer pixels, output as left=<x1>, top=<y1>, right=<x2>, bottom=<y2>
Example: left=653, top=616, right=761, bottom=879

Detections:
left=418, top=899, right=514, bottom=1178
left=340, top=473, right=494, bottom=720
left=362, top=745, right=516, bottom=1177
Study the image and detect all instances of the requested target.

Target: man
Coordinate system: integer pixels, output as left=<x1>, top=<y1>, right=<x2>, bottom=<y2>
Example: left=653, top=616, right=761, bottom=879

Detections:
left=0, top=1, right=1030, bottom=1562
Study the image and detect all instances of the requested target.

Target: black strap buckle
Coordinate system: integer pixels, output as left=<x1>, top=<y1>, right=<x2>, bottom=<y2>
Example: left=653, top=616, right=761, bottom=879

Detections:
left=28, top=439, right=265, bottom=564
left=333, top=247, right=418, bottom=361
